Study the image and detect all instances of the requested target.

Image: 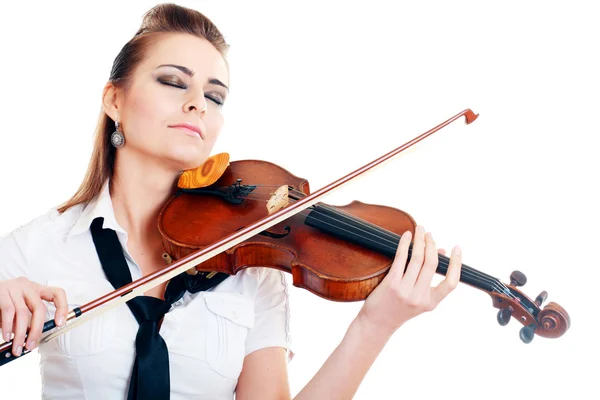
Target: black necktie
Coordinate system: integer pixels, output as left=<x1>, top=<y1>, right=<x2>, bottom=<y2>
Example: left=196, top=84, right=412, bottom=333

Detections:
left=90, top=217, right=228, bottom=399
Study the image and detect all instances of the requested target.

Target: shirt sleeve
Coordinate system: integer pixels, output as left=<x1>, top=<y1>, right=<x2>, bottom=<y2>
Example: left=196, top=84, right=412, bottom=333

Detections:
left=244, top=268, right=294, bottom=361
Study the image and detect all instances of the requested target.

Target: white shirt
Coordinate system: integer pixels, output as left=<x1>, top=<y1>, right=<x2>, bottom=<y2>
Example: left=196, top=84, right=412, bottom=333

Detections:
left=0, top=181, right=293, bottom=399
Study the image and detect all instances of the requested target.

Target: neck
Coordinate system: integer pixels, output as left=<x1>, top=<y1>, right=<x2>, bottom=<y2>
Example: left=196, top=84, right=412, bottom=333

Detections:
left=111, top=149, right=179, bottom=240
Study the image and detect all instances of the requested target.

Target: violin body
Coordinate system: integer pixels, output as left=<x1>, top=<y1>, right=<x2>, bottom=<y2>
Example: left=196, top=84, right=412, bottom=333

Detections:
left=158, top=159, right=416, bottom=302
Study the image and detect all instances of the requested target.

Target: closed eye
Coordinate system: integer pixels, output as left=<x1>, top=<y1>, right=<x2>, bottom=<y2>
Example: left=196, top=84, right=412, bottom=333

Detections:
left=206, top=93, right=224, bottom=106
left=158, top=79, right=186, bottom=89
left=158, top=78, right=225, bottom=107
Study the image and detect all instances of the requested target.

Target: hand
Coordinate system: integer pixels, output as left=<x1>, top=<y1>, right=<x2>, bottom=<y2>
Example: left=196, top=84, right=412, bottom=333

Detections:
left=357, top=225, right=462, bottom=337
left=0, top=277, right=68, bottom=356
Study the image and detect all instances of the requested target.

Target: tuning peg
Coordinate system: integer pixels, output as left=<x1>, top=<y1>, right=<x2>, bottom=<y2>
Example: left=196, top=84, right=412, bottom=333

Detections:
left=535, top=290, right=548, bottom=306
left=519, top=323, right=536, bottom=343
left=497, top=307, right=512, bottom=326
left=510, top=270, right=527, bottom=287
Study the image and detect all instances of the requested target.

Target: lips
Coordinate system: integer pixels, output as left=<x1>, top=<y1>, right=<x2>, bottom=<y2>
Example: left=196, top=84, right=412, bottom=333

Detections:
left=169, top=123, right=204, bottom=139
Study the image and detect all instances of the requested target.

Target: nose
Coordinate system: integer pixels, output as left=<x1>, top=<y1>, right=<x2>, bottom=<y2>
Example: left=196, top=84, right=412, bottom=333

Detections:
left=183, top=90, right=207, bottom=115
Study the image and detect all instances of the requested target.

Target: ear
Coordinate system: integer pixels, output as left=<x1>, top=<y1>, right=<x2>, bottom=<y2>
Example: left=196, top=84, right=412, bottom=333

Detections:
left=102, top=81, right=122, bottom=122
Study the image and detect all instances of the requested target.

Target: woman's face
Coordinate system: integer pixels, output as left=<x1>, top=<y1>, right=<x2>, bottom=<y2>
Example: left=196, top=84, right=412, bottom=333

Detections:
left=105, top=32, right=229, bottom=171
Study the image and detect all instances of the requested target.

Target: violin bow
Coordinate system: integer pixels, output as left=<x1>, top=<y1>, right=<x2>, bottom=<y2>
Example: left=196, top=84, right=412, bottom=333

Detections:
left=0, top=108, right=477, bottom=365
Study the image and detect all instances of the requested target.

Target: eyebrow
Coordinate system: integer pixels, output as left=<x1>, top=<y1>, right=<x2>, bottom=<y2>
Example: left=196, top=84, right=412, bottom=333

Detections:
left=156, top=64, right=229, bottom=91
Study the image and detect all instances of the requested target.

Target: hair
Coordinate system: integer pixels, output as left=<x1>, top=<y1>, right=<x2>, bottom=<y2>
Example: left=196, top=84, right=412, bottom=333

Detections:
left=57, top=3, right=229, bottom=214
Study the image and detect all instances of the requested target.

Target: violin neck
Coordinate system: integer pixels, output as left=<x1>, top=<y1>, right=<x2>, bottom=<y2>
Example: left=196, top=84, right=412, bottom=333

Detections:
left=305, top=204, right=501, bottom=294
left=429, top=251, right=500, bottom=294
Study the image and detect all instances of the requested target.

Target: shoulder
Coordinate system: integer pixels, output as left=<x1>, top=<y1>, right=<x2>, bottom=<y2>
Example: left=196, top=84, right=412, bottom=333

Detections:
left=1, top=204, right=84, bottom=245
left=235, top=268, right=293, bottom=360
left=0, top=205, right=84, bottom=282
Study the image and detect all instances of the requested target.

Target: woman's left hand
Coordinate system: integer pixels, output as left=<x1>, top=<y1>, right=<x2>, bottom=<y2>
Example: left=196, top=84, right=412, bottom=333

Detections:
left=357, top=225, right=462, bottom=337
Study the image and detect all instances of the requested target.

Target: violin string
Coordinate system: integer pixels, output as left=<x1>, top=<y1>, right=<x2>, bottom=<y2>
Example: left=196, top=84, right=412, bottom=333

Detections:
left=241, top=187, right=507, bottom=291
left=239, top=188, right=517, bottom=300
left=312, top=202, right=516, bottom=297
left=308, top=200, right=518, bottom=298
left=241, top=187, right=513, bottom=294
left=313, top=201, right=517, bottom=297
left=306, top=206, right=518, bottom=300
left=247, top=185, right=513, bottom=292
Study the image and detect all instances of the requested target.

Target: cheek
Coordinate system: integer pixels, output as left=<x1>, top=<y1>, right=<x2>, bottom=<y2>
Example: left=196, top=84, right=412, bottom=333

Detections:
left=205, top=112, right=224, bottom=142
left=123, top=87, right=173, bottom=142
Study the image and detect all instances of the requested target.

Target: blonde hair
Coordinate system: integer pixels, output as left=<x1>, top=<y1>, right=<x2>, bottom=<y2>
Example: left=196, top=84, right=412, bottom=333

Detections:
left=57, top=3, right=229, bottom=213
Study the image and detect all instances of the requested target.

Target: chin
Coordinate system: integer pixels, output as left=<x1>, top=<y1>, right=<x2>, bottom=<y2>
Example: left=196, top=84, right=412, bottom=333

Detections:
left=162, top=148, right=207, bottom=172
left=160, top=138, right=214, bottom=170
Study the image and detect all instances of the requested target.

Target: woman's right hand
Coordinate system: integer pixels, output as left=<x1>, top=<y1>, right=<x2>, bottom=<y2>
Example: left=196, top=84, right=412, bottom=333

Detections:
left=0, top=277, right=68, bottom=356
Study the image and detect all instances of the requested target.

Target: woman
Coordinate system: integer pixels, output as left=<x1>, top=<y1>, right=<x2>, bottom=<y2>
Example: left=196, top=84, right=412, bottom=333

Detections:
left=0, top=3, right=461, bottom=399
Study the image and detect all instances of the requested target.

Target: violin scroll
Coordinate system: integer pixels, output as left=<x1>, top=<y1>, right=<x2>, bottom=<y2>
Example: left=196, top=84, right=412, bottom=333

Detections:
left=491, top=270, right=570, bottom=343
left=536, top=302, right=571, bottom=338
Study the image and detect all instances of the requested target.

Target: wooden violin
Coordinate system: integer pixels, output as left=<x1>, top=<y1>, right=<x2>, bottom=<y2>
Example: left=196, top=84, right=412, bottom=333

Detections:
left=0, top=108, right=570, bottom=367
left=161, top=142, right=570, bottom=345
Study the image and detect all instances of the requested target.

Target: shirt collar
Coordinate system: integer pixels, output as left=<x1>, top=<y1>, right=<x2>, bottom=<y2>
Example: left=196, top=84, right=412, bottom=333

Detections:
left=67, top=179, right=127, bottom=241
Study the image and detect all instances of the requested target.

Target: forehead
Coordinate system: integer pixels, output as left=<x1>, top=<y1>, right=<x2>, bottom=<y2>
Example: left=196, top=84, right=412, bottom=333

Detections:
left=140, top=32, right=228, bottom=84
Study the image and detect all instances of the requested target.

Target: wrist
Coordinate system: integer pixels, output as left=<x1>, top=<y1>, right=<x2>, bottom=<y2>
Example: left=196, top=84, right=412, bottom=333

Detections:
left=354, top=310, right=399, bottom=345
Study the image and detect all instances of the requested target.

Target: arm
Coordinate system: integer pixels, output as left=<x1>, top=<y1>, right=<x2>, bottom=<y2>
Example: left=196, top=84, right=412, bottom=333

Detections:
left=0, top=223, right=68, bottom=357
left=294, top=228, right=462, bottom=400
left=235, top=315, right=389, bottom=400
left=236, top=347, right=291, bottom=400
left=237, top=226, right=462, bottom=400
left=292, top=313, right=391, bottom=400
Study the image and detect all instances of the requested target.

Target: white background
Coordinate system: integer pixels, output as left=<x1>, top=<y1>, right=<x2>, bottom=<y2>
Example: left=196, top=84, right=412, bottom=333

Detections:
left=1, top=1, right=598, bottom=399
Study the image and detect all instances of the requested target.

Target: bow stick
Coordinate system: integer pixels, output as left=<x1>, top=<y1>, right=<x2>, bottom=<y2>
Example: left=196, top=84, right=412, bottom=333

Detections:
left=0, top=108, right=478, bottom=365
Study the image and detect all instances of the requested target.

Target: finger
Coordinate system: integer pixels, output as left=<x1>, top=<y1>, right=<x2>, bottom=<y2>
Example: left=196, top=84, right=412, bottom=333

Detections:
left=0, top=291, right=15, bottom=342
left=387, top=230, right=412, bottom=281
left=432, top=245, right=462, bottom=305
left=38, top=285, right=68, bottom=327
left=414, top=232, right=440, bottom=292
left=8, top=289, right=30, bottom=356
left=437, top=248, right=446, bottom=255
left=23, top=287, right=46, bottom=350
left=399, top=225, right=426, bottom=288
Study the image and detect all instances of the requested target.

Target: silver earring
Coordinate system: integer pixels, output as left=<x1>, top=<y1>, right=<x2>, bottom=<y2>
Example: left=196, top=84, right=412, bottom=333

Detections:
left=111, top=120, right=125, bottom=148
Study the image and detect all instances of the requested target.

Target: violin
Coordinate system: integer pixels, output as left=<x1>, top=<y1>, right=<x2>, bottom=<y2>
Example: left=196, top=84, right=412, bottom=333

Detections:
left=0, top=109, right=570, bottom=367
